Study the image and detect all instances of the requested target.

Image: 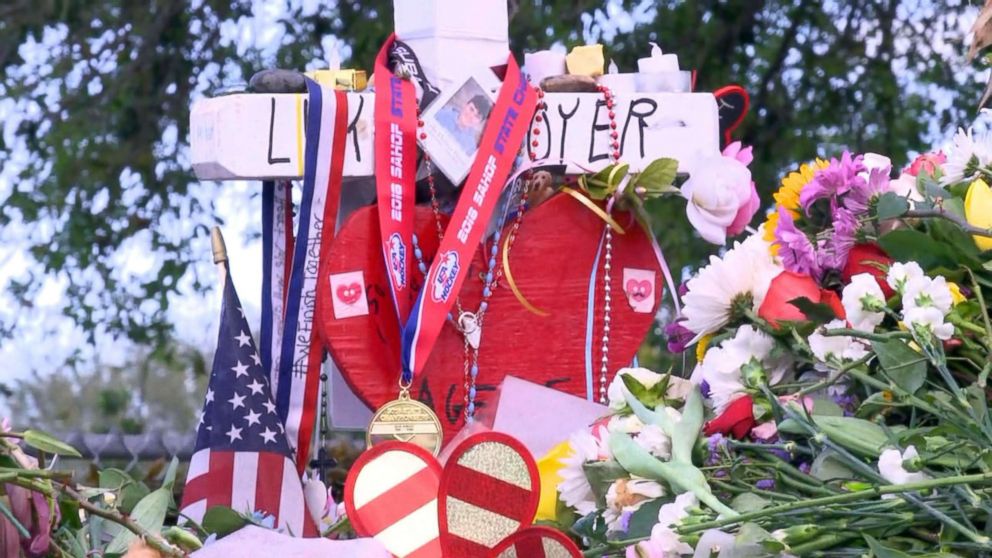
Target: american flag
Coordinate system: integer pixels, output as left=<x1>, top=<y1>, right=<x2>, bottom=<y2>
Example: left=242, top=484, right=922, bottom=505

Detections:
left=180, top=265, right=317, bottom=537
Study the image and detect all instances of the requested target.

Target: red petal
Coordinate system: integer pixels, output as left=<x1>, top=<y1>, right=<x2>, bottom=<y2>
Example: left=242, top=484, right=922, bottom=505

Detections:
left=842, top=243, right=895, bottom=299
left=758, top=271, right=821, bottom=327
left=819, top=289, right=846, bottom=320
left=703, top=395, right=756, bottom=439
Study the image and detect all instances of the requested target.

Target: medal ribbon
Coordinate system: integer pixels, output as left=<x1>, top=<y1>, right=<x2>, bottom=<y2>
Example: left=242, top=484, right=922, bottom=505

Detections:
left=374, top=34, right=419, bottom=325
left=401, top=56, right=537, bottom=381
left=261, top=180, right=294, bottom=391
left=276, top=80, right=348, bottom=472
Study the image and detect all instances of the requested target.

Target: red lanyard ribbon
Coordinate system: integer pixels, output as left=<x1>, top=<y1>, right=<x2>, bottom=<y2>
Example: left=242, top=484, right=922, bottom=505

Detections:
left=401, top=55, right=537, bottom=381
left=374, top=34, right=419, bottom=325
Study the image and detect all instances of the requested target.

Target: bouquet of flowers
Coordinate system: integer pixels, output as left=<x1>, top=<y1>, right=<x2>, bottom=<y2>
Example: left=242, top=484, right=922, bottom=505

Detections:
left=548, top=137, right=992, bottom=556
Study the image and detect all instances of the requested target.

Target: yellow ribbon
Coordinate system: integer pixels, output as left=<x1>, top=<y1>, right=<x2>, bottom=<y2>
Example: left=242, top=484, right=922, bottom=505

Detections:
left=502, top=231, right=550, bottom=316
left=560, top=187, right=626, bottom=234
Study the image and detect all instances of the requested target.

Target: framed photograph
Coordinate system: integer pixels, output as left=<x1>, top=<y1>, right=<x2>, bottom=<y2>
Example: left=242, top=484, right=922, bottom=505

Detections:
left=419, top=70, right=500, bottom=185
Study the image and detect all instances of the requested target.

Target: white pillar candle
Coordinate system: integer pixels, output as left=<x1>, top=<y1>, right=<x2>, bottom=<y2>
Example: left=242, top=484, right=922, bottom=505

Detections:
left=524, top=50, right=567, bottom=84
left=637, top=42, right=680, bottom=73
left=596, top=59, right=636, bottom=95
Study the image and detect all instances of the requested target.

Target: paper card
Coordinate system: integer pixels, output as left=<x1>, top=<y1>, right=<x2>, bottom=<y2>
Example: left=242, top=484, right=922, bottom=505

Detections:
left=418, top=69, right=500, bottom=184
left=491, top=376, right=608, bottom=459
left=329, top=271, right=369, bottom=319
left=622, top=268, right=656, bottom=313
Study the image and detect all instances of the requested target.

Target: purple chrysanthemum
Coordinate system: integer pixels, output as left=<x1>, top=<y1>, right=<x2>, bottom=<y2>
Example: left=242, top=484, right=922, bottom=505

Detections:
left=799, top=152, right=866, bottom=211
left=817, top=206, right=858, bottom=272
left=845, top=166, right=891, bottom=215
left=774, top=206, right=820, bottom=277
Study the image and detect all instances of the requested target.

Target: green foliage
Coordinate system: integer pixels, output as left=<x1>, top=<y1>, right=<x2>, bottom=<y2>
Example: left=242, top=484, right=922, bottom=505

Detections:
left=0, top=0, right=983, bottom=354
left=872, top=339, right=928, bottom=394
left=23, top=428, right=82, bottom=457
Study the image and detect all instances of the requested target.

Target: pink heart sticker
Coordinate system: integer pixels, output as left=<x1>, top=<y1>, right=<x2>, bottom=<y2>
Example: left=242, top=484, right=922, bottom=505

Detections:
left=336, top=283, right=363, bottom=305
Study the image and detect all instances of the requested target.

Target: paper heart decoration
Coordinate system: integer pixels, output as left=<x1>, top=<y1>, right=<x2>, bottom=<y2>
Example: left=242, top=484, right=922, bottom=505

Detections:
left=318, top=192, right=663, bottom=441
left=626, top=279, right=652, bottom=302
left=438, top=431, right=540, bottom=556
left=488, top=526, right=583, bottom=558
left=336, top=283, right=363, bottom=305
left=344, top=441, right=444, bottom=557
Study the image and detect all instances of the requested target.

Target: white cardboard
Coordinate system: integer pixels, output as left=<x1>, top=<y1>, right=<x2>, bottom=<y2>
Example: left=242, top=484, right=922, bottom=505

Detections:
left=189, top=91, right=720, bottom=181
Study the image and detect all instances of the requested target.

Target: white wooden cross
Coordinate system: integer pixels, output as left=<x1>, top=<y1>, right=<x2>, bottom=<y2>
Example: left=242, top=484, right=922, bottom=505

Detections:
left=189, top=0, right=722, bottom=182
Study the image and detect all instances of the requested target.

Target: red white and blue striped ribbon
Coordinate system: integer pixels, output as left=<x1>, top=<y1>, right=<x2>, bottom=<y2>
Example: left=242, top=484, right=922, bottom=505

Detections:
left=276, top=80, right=348, bottom=472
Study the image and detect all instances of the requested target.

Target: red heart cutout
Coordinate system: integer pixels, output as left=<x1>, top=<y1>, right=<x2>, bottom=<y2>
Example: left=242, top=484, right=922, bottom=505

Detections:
left=438, top=431, right=539, bottom=556
left=489, top=526, right=582, bottom=558
left=625, top=279, right=652, bottom=302
left=318, top=192, right=662, bottom=442
left=336, top=283, right=363, bottom=306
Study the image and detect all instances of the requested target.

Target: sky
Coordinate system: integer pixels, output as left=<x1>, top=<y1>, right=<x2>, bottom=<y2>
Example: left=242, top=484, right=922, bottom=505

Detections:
left=0, top=0, right=988, bottom=400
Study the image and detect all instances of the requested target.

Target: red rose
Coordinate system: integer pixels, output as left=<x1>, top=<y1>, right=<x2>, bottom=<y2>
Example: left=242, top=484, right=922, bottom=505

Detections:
left=704, top=395, right=756, bottom=439
left=842, top=243, right=895, bottom=299
left=758, top=271, right=844, bottom=327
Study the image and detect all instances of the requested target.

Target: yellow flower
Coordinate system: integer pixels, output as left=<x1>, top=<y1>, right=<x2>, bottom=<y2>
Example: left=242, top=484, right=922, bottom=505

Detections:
left=964, top=179, right=992, bottom=252
left=696, top=334, right=713, bottom=363
left=773, top=160, right=829, bottom=212
left=535, top=440, right=572, bottom=522
left=948, top=282, right=966, bottom=305
left=763, top=210, right=781, bottom=255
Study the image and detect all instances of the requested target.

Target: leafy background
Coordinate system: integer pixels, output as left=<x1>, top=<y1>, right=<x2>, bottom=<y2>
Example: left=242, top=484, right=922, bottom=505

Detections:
left=0, top=0, right=985, bottom=433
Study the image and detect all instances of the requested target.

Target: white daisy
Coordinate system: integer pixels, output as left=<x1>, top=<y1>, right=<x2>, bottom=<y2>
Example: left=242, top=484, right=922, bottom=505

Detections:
left=558, top=425, right=611, bottom=516
left=682, top=234, right=782, bottom=338
left=942, top=127, right=992, bottom=185
left=698, top=325, right=791, bottom=413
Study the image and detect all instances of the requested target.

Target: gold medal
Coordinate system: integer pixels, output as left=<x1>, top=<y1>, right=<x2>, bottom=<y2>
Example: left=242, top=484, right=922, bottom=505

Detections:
left=367, top=389, right=443, bottom=456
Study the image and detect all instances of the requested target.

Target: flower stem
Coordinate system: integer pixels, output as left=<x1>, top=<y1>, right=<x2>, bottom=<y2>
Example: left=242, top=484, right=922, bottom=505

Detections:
left=901, top=208, right=992, bottom=238
left=677, top=472, right=992, bottom=535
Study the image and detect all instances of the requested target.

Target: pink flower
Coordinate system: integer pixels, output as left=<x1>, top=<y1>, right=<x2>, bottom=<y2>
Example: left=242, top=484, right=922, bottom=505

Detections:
left=905, top=152, right=946, bottom=177
left=681, top=144, right=757, bottom=245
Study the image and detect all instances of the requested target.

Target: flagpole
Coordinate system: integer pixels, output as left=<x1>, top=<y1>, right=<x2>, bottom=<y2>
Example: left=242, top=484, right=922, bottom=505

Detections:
left=211, top=225, right=228, bottom=289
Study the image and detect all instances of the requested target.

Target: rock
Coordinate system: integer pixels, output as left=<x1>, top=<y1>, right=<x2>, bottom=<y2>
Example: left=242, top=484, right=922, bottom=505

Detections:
left=248, top=69, right=308, bottom=94
left=539, top=74, right=598, bottom=93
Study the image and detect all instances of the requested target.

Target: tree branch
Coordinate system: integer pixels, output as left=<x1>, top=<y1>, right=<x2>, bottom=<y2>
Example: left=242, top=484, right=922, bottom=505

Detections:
left=902, top=208, right=992, bottom=238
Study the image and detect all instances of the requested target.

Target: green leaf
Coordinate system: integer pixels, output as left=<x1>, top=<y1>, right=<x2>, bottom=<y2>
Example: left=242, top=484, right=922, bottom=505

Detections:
left=581, top=460, right=627, bottom=508
left=105, top=487, right=171, bottom=554
left=162, top=456, right=180, bottom=490
left=788, top=296, right=839, bottom=324
left=814, top=416, right=890, bottom=457
left=871, top=339, right=927, bottom=394
left=809, top=449, right=856, bottom=482
left=99, top=468, right=150, bottom=514
left=731, top=493, right=771, bottom=513
left=624, top=498, right=664, bottom=539
left=23, top=429, right=82, bottom=457
left=864, top=534, right=912, bottom=558
left=200, top=505, right=249, bottom=538
left=875, top=192, right=910, bottom=220
left=633, top=158, right=679, bottom=194
left=570, top=510, right=608, bottom=543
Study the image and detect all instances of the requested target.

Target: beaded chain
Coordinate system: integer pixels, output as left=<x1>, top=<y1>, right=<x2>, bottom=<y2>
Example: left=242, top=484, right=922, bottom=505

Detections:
left=597, top=84, right=620, bottom=404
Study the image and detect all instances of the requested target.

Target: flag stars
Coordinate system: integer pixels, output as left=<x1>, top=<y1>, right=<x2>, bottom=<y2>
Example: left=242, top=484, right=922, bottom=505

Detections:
left=259, top=428, right=277, bottom=444
left=228, top=392, right=247, bottom=410
left=263, top=400, right=277, bottom=414
left=231, top=360, right=250, bottom=378
left=251, top=351, right=262, bottom=367
left=246, top=379, right=265, bottom=396
left=245, top=409, right=262, bottom=427
left=205, top=389, right=215, bottom=403
left=226, top=425, right=243, bottom=443
left=234, top=330, right=251, bottom=347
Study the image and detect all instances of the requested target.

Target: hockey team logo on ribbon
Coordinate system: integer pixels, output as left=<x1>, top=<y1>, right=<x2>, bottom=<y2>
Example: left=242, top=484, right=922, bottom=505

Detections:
left=429, top=251, right=460, bottom=303
left=388, top=232, right=408, bottom=289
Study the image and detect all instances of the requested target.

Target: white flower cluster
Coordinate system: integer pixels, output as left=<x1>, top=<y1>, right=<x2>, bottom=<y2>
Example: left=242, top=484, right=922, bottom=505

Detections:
left=841, top=274, right=886, bottom=332
left=942, top=127, right=992, bottom=185
left=808, top=319, right=869, bottom=363
left=887, top=262, right=955, bottom=340
left=696, top=325, right=792, bottom=413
